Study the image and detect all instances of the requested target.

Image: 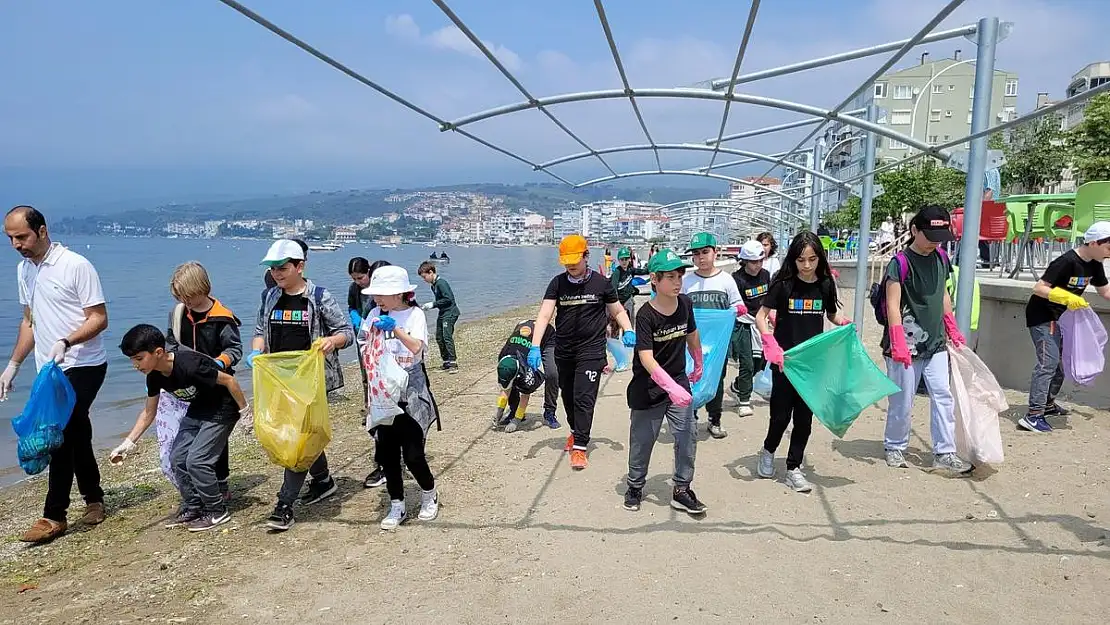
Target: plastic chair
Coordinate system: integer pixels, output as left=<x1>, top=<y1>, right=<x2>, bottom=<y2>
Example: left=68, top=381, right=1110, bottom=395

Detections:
left=1045, top=181, right=1110, bottom=242
left=979, top=201, right=1009, bottom=241
left=819, top=235, right=833, bottom=253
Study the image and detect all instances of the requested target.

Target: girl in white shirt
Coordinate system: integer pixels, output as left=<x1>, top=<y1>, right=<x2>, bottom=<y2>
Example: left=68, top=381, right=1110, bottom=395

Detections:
left=757, top=232, right=781, bottom=279
left=361, top=266, right=439, bottom=530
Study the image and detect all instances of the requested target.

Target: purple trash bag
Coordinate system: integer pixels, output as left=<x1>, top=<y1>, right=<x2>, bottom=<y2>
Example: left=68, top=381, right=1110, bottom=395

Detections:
left=1059, top=307, right=1107, bottom=386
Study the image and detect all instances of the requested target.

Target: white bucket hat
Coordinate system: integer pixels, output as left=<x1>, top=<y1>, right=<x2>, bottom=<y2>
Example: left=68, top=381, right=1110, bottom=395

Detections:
left=1083, top=221, right=1110, bottom=243
left=739, top=240, right=765, bottom=261
left=363, top=265, right=417, bottom=295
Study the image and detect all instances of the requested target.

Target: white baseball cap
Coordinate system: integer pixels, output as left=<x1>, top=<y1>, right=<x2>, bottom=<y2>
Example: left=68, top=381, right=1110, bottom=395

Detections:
left=739, top=240, right=765, bottom=261
left=363, top=265, right=417, bottom=295
left=261, top=239, right=306, bottom=266
left=1083, top=221, right=1110, bottom=243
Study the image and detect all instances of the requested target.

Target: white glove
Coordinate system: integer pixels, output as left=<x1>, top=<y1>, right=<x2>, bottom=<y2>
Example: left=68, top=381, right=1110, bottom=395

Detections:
left=421, top=302, right=434, bottom=311
left=109, top=438, right=137, bottom=465
left=0, top=360, right=19, bottom=401
left=239, top=404, right=254, bottom=423
left=47, top=340, right=68, bottom=364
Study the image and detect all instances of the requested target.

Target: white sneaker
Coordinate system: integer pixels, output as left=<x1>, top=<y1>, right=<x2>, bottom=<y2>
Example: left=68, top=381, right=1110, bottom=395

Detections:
left=757, top=448, right=775, bottom=478
left=737, top=403, right=754, bottom=417
left=785, top=468, right=813, bottom=493
left=380, top=500, right=407, bottom=530
left=418, top=488, right=439, bottom=521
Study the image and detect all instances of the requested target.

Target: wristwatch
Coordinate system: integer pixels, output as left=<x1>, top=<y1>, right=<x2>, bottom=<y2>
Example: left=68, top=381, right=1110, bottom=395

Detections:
left=60, top=338, right=72, bottom=350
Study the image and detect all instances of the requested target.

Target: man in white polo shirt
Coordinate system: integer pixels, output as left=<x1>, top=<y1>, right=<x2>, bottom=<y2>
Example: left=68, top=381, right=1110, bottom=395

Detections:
left=2, top=206, right=110, bottom=544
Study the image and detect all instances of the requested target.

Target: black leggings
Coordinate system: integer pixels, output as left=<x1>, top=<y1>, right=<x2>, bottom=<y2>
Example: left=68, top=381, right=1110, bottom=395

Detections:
left=375, top=412, right=435, bottom=501
left=763, top=366, right=813, bottom=471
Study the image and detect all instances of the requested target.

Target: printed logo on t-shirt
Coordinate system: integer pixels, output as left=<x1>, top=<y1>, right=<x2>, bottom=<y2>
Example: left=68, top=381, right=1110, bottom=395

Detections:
left=171, top=386, right=198, bottom=402
left=272, top=309, right=306, bottom=322
left=652, top=323, right=689, bottom=344
left=559, top=294, right=600, bottom=307
left=787, top=298, right=824, bottom=313
left=686, top=290, right=730, bottom=310
left=743, top=284, right=769, bottom=299
left=1068, top=276, right=1090, bottom=288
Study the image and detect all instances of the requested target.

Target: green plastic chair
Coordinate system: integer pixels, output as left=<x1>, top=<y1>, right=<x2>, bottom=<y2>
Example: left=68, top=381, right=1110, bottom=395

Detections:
left=819, top=235, right=833, bottom=253
left=1005, top=202, right=1049, bottom=242
left=1045, top=181, right=1110, bottom=242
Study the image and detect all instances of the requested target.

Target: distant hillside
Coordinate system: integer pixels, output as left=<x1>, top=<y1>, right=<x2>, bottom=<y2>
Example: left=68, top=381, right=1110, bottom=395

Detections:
left=53, top=182, right=723, bottom=233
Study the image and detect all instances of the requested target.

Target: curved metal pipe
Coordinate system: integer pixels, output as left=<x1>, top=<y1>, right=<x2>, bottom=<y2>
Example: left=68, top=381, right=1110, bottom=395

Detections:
left=661, top=197, right=809, bottom=224
left=538, top=143, right=847, bottom=187
left=575, top=170, right=805, bottom=206
left=444, top=88, right=945, bottom=159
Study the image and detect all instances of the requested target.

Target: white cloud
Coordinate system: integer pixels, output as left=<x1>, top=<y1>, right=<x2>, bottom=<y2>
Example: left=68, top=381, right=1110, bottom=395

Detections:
left=385, top=14, right=523, bottom=71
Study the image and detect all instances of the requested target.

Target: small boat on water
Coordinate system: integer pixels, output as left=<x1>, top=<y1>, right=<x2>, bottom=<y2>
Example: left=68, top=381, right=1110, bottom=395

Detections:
left=427, top=251, right=451, bottom=265
left=380, top=243, right=398, bottom=249
left=308, top=241, right=344, bottom=252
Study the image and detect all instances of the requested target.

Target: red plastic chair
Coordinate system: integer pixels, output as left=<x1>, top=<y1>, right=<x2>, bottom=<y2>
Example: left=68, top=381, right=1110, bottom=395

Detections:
left=979, top=201, right=1008, bottom=241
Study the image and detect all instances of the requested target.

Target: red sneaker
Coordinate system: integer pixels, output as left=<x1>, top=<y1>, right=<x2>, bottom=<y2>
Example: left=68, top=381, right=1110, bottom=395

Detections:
left=570, top=449, right=588, bottom=470
left=564, top=434, right=574, bottom=451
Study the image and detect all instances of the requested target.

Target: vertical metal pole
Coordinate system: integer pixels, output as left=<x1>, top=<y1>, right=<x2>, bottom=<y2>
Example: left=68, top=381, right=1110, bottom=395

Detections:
left=956, top=17, right=998, bottom=335
left=852, top=104, right=879, bottom=337
left=810, top=141, right=825, bottom=232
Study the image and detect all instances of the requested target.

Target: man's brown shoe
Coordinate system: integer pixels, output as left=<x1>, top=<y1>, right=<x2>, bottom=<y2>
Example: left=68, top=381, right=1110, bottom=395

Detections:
left=19, top=518, right=67, bottom=544
left=79, top=502, right=106, bottom=525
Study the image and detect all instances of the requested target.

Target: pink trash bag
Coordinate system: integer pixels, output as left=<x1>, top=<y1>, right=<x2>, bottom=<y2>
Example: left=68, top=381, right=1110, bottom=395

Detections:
left=1059, top=307, right=1107, bottom=386
left=948, top=344, right=1007, bottom=465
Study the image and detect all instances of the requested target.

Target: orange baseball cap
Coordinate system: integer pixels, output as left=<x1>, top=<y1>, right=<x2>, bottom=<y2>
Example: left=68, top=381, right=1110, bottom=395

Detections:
left=558, top=234, right=588, bottom=266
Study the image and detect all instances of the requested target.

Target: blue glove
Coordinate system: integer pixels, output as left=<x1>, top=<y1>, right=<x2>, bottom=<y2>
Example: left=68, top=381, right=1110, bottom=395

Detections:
left=373, top=316, right=396, bottom=332
left=245, top=349, right=262, bottom=369
left=349, top=310, right=362, bottom=330
left=622, top=330, right=636, bottom=348
left=527, top=345, right=543, bottom=371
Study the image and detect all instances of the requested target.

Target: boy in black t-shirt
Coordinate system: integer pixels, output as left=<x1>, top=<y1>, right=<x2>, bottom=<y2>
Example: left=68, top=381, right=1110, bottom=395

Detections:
left=728, top=240, right=772, bottom=415
left=623, top=250, right=706, bottom=515
left=528, top=235, right=635, bottom=471
left=119, top=324, right=249, bottom=532
left=493, top=320, right=554, bottom=432
left=1019, top=221, right=1110, bottom=433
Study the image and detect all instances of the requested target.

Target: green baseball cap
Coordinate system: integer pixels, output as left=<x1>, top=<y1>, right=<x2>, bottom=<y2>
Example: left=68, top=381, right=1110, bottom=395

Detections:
left=687, top=232, right=718, bottom=251
left=647, top=249, right=693, bottom=273
left=617, top=246, right=632, bottom=259
left=496, top=356, right=520, bottom=389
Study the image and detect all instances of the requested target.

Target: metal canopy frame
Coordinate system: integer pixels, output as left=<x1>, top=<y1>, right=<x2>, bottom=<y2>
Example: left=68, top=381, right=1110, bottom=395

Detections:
left=660, top=197, right=808, bottom=227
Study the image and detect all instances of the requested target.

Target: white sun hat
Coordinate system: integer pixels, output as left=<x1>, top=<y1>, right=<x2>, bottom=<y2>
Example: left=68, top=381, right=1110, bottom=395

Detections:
left=1083, top=221, right=1110, bottom=243
left=363, top=265, right=417, bottom=295
left=739, top=240, right=766, bottom=261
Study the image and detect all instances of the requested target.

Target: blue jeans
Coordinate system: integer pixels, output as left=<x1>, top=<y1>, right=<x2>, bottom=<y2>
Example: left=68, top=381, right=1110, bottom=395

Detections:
left=884, top=351, right=956, bottom=455
left=1027, top=322, right=1064, bottom=415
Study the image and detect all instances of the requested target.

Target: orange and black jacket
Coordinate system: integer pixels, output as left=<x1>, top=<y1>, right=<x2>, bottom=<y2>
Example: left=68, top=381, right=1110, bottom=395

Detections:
left=166, top=298, right=243, bottom=372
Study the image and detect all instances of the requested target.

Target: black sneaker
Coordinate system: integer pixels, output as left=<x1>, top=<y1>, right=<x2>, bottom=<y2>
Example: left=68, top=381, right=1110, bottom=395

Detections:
left=623, top=486, right=643, bottom=511
left=363, top=467, right=386, bottom=488
left=446, top=362, right=459, bottom=375
left=266, top=502, right=295, bottom=531
left=670, top=487, right=707, bottom=515
left=1045, top=403, right=1070, bottom=417
left=164, top=507, right=202, bottom=529
left=186, top=510, right=231, bottom=533
left=300, top=477, right=338, bottom=505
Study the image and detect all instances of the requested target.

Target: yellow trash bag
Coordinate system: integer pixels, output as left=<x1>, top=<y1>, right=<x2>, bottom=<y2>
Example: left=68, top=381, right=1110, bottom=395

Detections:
left=252, top=341, right=331, bottom=472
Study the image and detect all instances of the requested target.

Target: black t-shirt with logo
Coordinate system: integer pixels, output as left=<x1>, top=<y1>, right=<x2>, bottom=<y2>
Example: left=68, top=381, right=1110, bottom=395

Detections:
left=1025, top=249, right=1109, bottom=327
left=627, top=295, right=697, bottom=410
left=544, top=271, right=618, bottom=361
left=763, top=277, right=838, bottom=351
left=733, top=268, right=771, bottom=312
left=499, top=320, right=553, bottom=361
left=146, top=349, right=238, bottom=422
left=269, top=292, right=312, bottom=353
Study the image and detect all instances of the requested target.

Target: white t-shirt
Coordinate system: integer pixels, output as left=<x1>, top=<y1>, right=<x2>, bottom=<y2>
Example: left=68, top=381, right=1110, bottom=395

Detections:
left=17, top=243, right=107, bottom=371
left=763, top=256, right=782, bottom=280
left=681, top=270, right=743, bottom=311
left=363, top=305, right=427, bottom=368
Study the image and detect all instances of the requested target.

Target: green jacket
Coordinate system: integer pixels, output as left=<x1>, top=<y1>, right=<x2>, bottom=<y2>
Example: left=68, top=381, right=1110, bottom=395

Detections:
left=611, top=265, right=649, bottom=304
left=431, top=278, right=460, bottom=318
left=946, top=265, right=980, bottom=332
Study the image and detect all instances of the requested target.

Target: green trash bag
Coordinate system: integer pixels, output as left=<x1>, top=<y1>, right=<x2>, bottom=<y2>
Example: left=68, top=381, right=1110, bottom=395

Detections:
left=782, top=324, right=900, bottom=438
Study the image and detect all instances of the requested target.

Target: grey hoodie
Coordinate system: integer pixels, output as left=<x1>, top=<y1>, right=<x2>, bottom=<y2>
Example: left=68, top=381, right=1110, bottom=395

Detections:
left=254, top=279, right=355, bottom=392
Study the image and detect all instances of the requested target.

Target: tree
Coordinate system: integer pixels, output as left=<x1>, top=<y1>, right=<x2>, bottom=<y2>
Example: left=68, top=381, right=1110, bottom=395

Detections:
left=1068, top=92, right=1110, bottom=183
left=992, top=114, right=1068, bottom=194
left=821, top=160, right=966, bottom=230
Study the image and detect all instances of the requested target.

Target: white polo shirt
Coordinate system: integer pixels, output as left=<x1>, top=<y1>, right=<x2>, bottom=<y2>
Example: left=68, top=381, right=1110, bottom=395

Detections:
left=16, top=243, right=107, bottom=371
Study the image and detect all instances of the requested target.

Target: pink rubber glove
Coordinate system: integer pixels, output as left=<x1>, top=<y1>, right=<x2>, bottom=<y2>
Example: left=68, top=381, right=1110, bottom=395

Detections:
left=942, top=312, right=966, bottom=347
left=650, top=367, right=692, bottom=407
left=831, top=268, right=840, bottom=280
left=689, top=349, right=704, bottom=384
left=888, top=324, right=913, bottom=367
left=761, top=333, right=784, bottom=368
left=735, top=302, right=748, bottom=317
left=834, top=317, right=852, bottom=326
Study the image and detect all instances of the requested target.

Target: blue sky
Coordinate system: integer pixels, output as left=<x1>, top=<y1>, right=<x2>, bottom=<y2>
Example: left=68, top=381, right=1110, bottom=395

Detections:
left=1, top=0, right=1105, bottom=213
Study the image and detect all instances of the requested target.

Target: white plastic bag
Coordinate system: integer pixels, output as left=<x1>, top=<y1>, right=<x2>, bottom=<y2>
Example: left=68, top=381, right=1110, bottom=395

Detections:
left=155, top=391, right=189, bottom=487
left=948, top=344, right=1007, bottom=465
left=361, top=325, right=408, bottom=429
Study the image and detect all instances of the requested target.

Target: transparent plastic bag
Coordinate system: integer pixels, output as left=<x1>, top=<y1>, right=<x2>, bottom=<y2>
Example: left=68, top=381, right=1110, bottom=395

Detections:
left=252, top=342, right=331, bottom=472
left=155, top=391, right=189, bottom=487
left=948, top=344, right=1006, bottom=464
left=753, top=363, right=773, bottom=397
left=782, top=324, right=900, bottom=438
left=12, top=362, right=76, bottom=475
left=1059, top=307, right=1107, bottom=386
left=362, top=327, right=408, bottom=429
left=685, top=308, right=736, bottom=410
left=606, top=338, right=632, bottom=372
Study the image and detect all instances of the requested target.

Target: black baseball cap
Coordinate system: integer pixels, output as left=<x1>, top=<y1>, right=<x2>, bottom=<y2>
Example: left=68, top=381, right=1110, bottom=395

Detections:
left=912, top=205, right=956, bottom=243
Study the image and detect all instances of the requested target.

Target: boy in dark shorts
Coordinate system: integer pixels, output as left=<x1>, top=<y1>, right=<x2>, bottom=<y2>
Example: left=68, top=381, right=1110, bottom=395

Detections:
left=624, top=249, right=705, bottom=514
left=119, top=324, right=250, bottom=532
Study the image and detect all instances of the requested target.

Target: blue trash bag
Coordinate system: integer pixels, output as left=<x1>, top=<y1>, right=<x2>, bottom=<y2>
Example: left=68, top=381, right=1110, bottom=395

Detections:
left=12, top=362, right=76, bottom=475
left=782, top=324, right=900, bottom=438
left=606, top=337, right=633, bottom=372
left=753, top=363, right=774, bottom=397
left=630, top=276, right=648, bottom=287
left=685, top=308, right=736, bottom=410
